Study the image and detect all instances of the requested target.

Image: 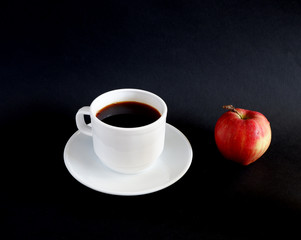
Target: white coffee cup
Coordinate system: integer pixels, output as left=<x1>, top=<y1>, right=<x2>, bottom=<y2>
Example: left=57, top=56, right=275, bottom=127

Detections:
left=76, top=89, right=167, bottom=174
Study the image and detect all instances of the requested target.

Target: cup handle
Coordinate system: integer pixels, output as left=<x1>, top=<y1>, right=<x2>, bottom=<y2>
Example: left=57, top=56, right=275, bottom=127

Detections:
left=76, top=106, right=92, bottom=136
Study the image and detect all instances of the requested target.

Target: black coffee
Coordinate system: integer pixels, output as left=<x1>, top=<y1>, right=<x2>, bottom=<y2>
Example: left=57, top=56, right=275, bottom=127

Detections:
left=96, top=101, right=161, bottom=128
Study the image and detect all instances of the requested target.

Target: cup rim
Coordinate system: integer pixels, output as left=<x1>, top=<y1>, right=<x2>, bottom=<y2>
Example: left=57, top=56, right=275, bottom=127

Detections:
left=90, top=88, right=167, bottom=131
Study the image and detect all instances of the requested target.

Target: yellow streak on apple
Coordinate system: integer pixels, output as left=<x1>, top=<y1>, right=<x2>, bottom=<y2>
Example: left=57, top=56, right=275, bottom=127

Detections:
left=253, top=127, right=272, bottom=162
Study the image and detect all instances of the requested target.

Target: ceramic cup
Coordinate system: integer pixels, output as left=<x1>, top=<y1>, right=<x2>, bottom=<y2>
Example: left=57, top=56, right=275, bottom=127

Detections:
left=76, top=89, right=167, bottom=174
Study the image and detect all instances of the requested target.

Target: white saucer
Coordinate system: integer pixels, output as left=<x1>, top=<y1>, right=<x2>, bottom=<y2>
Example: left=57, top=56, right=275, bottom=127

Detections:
left=64, top=123, right=193, bottom=196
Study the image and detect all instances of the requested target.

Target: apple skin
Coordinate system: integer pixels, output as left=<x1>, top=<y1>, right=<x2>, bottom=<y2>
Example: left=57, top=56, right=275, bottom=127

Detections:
left=214, top=107, right=272, bottom=165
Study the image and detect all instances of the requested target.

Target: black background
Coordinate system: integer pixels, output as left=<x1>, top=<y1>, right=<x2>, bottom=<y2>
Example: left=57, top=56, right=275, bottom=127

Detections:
left=1, top=0, right=301, bottom=239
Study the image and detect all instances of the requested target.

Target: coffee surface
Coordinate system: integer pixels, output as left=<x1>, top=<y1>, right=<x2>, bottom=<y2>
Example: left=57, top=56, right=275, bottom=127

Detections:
left=96, top=101, right=161, bottom=128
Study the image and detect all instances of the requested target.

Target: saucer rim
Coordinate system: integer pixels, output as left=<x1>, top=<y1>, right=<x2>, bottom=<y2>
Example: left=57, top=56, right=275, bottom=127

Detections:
left=64, top=123, right=193, bottom=196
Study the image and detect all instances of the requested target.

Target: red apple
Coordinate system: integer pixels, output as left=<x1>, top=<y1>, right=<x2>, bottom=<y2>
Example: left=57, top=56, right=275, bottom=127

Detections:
left=214, top=105, right=272, bottom=165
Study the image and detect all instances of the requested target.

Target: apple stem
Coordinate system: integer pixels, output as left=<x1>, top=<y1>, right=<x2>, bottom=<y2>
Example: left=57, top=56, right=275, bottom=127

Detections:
left=223, top=105, right=243, bottom=119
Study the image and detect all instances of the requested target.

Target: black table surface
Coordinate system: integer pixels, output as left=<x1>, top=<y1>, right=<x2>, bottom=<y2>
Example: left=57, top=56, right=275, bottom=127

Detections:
left=1, top=1, right=301, bottom=239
